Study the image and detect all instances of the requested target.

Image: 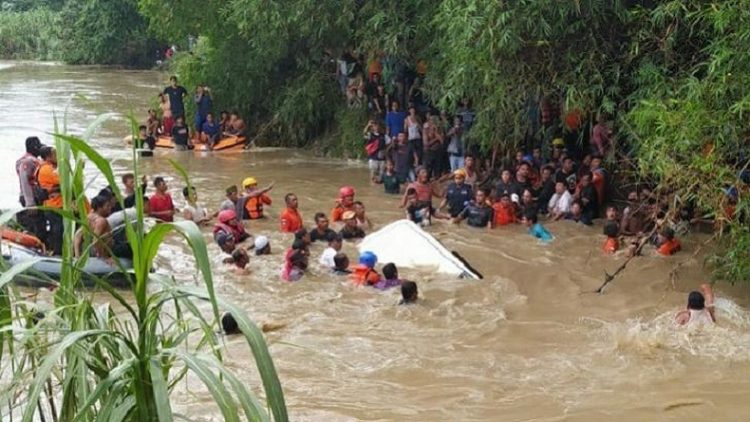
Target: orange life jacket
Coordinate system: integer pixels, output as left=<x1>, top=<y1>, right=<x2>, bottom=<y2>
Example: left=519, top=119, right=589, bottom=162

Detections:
left=350, top=265, right=381, bottom=286
left=658, top=239, right=681, bottom=256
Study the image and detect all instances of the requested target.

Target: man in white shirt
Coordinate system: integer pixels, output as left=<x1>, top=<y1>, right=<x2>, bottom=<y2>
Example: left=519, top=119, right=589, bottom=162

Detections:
left=548, top=181, right=573, bottom=220
left=319, top=233, right=342, bottom=268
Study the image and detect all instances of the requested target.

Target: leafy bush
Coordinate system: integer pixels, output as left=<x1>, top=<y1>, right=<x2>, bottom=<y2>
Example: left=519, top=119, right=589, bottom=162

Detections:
left=0, top=8, right=61, bottom=60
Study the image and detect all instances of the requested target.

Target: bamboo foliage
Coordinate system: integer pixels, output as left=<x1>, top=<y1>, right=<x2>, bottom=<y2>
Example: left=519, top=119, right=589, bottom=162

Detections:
left=0, top=116, right=288, bottom=421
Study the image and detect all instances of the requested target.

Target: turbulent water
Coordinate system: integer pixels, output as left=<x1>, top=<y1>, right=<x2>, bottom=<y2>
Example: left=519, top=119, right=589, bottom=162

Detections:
left=2, top=61, right=750, bottom=421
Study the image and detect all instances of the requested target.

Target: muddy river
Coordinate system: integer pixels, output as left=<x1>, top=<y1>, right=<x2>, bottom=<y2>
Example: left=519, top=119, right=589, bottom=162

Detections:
left=1, top=61, right=749, bottom=421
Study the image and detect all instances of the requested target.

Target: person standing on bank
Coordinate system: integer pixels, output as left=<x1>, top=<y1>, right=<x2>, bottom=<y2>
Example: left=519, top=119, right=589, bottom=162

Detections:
left=15, top=136, right=44, bottom=236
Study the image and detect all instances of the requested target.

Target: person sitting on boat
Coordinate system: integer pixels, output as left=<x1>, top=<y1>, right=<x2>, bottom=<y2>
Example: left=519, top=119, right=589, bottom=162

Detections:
left=15, top=136, right=44, bottom=237
left=350, top=251, right=381, bottom=286
left=331, top=186, right=356, bottom=222
left=675, top=284, right=716, bottom=326
left=225, top=111, right=246, bottom=138
left=280, top=193, right=303, bottom=233
left=214, top=209, right=250, bottom=243
left=340, top=210, right=366, bottom=240
left=238, top=177, right=273, bottom=220
left=171, top=116, right=191, bottom=151
left=201, top=112, right=220, bottom=149
left=182, top=186, right=211, bottom=225
left=36, top=146, right=64, bottom=255
left=148, top=177, right=176, bottom=222
left=74, top=193, right=113, bottom=259
left=135, top=125, right=156, bottom=150
left=146, top=109, right=160, bottom=138
left=219, top=110, right=231, bottom=134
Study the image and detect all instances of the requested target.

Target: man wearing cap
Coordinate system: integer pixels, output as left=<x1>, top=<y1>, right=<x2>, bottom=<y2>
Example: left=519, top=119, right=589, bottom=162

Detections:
left=15, top=136, right=44, bottom=236
left=280, top=193, right=303, bottom=233
left=237, top=177, right=273, bottom=220
left=254, top=235, right=271, bottom=255
left=439, top=169, right=473, bottom=218
left=235, top=177, right=274, bottom=220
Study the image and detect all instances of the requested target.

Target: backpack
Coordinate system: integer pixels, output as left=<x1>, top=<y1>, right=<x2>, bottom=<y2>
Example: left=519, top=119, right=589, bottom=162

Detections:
left=365, top=139, right=379, bottom=156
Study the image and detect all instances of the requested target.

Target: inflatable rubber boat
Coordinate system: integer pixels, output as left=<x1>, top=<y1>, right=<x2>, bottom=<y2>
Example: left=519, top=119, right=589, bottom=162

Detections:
left=357, top=220, right=482, bottom=279
left=1, top=240, right=134, bottom=288
left=123, top=134, right=247, bottom=152
left=155, top=135, right=246, bottom=151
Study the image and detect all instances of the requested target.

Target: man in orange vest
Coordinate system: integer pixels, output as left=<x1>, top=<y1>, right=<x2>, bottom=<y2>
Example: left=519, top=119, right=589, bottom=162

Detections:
left=36, top=146, right=64, bottom=254
left=239, top=177, right=273, bottom=219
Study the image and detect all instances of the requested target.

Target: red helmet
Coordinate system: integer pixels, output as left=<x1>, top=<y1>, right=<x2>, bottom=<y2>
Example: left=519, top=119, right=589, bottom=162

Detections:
left=339, top=186, right=355, bottom=198
left=218, top=209, right=237, bottom=224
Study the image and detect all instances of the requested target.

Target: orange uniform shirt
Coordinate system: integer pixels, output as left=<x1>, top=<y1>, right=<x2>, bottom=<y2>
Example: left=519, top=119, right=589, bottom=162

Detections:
left=492, top=203, right=516, bottom=226
left=280, top=207, right=303, bottom=232
left=658, top=239, right=681, bottom=256
left=603, top=237, right=619, bottom=254
left=37, top=162, right=63, bottom=208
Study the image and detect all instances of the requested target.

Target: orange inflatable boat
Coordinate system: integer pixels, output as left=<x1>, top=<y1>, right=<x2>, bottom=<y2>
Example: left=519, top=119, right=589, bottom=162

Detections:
left=155, top=135, right=246, bottom=152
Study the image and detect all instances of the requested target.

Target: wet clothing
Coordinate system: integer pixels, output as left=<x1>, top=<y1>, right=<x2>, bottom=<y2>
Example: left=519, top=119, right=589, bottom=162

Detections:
left=390, top=142, right=415, bottom=182
left=687, top=309, right=714, bottom=326
left=280, top=207, right=303, bottom=233
left=319, top=246, right=337, bottom=267
left=603, top=237, right=619, bottom=254
left=381, top=172, right=401, bottom=194
left=495, top=180, right=519, bottom=198
left=658, top=239, right=681, bottom=256
left=444, top=182, right=473, bottom=217
left=459, top=202, right=493, bottom=228
left=212, top=221, right=249, bottom=243
left=373, top=278, right=401, bottom=290
left=493, top=202, right=516, bottom=226
left=340, top=225, right=366, bottom=240
left=406, top=181, right=433, bottom=203
left=529, top=223, right=553, bottom=242
left=310, top=228, right=336, bottom=243
left=331, top=204, right=355, bottom=222
left=407, top=203, right=431, bottom=225
left=148, top=193, right=175, bottom=222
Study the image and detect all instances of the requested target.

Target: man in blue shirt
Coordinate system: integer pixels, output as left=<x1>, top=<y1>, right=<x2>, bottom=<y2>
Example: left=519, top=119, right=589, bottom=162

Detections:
left=194, top=85, right=212, bottom=136
left=385, top=101, right=407, bottom=141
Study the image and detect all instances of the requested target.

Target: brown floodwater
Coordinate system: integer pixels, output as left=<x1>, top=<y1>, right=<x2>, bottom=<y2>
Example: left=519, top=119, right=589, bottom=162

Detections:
left=2, top=61, right=750, bottom=421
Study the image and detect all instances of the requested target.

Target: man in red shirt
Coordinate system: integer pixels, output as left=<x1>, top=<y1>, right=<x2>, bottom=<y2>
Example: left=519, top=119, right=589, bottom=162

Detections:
left=280, top=193, right=303, bottom=232
left=148, top=177, right=176, bottom=222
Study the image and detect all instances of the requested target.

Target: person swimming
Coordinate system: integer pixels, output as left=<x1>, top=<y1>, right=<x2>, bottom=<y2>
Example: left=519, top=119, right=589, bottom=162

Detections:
left=675, top=284, right=715, bottom=326
left=320, top=232, right=343, bottom=268
left=230, top=248, right=250, bottom=274
left=221, top=312, right=241, bottom=335
left=373, top=263, right=402, bottom=290
left=333, top=252, right=352, bottom=275
left=254, top=235, right=271, bottom=256
left=399, top=281, right=419, bottom=305
left=521, top=209, right=553, bottom=242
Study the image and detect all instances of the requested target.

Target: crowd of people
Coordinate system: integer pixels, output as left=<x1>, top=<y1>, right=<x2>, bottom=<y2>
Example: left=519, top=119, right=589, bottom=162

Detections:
left=133, top=76, right=249, bottom=151
left=12, top=58, right=743, bottom=322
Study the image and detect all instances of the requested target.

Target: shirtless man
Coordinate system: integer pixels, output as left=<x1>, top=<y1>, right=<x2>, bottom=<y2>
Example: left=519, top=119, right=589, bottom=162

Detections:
left=225, top=111, right=246, bottom=137
left=675, top=284, right=715, bottom=326
left=75, top=194, right=113, bottom=258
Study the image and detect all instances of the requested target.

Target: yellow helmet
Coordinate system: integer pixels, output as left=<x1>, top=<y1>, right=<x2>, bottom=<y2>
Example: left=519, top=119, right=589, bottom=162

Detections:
left=552, top=138, right=565, bottom=147
left=453, top=169, right=467, bottom=178
left=242, top=177, right=257, bottom=187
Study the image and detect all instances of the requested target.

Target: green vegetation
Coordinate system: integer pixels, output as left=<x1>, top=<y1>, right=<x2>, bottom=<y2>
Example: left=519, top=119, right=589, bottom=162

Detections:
left=0, top=117, right=288, bottom=420
left=0, top=0, right=158, bottom=65
left=138, top=0, right=748, bottom=283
